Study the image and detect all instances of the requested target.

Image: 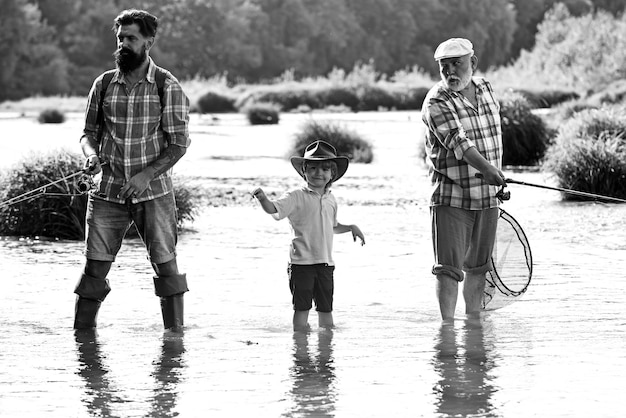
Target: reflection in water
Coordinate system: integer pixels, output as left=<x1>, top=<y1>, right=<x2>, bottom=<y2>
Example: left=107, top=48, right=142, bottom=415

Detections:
left=74, top=329, right=125, bottom=417
left=74, top=330, right=186, bottom=418
left=432, top=317, right=497, bottom=417
left=148, top=334, right=186, bottom=417
left=285, top=330, right=336, bottom=417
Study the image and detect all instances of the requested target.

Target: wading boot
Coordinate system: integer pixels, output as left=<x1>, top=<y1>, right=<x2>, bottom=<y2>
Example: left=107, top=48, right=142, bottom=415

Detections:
left=73, top=273, right=111, bottom=329
left=153, top=274, right=188, bottom=332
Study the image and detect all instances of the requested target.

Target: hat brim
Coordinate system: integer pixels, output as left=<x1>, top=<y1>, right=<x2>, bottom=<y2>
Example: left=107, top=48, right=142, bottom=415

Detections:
left=290, top=156, right=349, bottom=182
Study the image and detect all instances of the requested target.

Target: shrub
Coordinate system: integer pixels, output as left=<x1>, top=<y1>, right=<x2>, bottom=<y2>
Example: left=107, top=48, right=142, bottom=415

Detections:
left=0, top=151, right=200, bottom=239
left=512, top=89, right=580, bottom=109
left=355, top=85, right=398, bottom=111
left=291, top=120, right=373, bottom=164
left=499, top=91, right=553, bottom=166
left=235, top=86, right=321, bottom=112
left=195, top=91, right=236, bottom=113
left=314, top=86, right=360, bottom=111
left=391, top=86, right=429, bottom=110
left=38, top=108, right=65, bottom=124
left=243, top=102, right=280, bottom=125
left=0, top=151, right=87, bottom=239
left=542, top=107, right=626, bottom=201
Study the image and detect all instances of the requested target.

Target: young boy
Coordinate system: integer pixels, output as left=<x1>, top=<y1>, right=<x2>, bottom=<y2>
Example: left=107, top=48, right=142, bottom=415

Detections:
left=252, top=140, right=365, bottom=331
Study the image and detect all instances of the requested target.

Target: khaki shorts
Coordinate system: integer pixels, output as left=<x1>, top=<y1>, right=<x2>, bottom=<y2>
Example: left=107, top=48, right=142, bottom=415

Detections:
left=84, top=193, right=178, bottom=264
left=430, top=205, right=499, bottom=282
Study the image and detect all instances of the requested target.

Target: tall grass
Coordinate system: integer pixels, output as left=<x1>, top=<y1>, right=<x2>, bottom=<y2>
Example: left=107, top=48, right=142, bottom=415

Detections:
left=499, top=90, right=553, bottom=166
left=290, top=120, right=373, bottom=164
left=0, top=151, right=201, bottom=239
left=542, top=106, right=626, bottom=201
left=0, top=151, right=87, bottom=239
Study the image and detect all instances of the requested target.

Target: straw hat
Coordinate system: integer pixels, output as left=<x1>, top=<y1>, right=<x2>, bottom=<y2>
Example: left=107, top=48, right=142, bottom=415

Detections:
left=290, top=140, right=349, bottom=182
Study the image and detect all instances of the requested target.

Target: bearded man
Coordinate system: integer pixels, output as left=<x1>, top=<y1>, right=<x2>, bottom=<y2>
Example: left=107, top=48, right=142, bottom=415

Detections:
left=421, top=38, right=507, bottom=321
left=74, top=9, right=191, bottom=332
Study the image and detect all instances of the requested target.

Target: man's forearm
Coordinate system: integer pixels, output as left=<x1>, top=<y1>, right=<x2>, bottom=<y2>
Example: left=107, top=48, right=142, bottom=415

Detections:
left=145, top=144, right=187, bottom=179
left=80, top=135, right=100, bottom=158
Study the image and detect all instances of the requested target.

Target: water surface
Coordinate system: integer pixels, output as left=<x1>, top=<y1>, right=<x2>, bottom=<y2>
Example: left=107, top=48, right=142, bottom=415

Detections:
left=1, top=112, right=625, bottom=417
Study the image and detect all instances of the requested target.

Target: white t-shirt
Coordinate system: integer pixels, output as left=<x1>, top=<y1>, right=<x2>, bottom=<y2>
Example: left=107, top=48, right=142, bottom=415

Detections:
left=272, top=187, right=338, bottom=265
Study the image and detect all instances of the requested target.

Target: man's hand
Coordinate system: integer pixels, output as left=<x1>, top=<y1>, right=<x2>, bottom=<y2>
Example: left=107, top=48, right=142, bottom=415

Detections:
left=118, top=170, right=153, bottom=200
left=83, top=154, right=102, bottom=175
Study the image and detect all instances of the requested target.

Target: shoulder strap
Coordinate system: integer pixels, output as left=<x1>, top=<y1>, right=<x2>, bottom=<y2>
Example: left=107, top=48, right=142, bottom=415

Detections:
left=96, top=68, right=167, bottom=142
left=96, top=70, right=116, bottom=142
left=154, top=67, right=167, bottom=109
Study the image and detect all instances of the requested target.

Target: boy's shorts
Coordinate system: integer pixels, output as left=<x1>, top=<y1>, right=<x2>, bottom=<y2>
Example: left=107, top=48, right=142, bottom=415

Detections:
left=288, top=263, right=335, bottom=312
left=84, top=193, right=178, bottom=264
left=431, top=205, right=499, bottom=282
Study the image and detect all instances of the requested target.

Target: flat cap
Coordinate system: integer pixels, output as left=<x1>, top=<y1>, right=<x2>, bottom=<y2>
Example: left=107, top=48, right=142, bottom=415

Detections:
left=434, top=38, right=474, bottom=60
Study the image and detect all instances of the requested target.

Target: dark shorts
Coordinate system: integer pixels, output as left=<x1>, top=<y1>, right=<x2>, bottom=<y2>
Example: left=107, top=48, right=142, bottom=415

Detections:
left=84, top=193, right=178, bottom=264
left=288, top=263, right=335, bottom=312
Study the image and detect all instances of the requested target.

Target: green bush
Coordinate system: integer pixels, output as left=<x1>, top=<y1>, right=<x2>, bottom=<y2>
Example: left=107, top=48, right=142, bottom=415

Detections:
left=235, top=86, right=321, bottom=112
left=512, top=89, right=580, bottom=109
left=499, top=91, right=553, bottom=166
left=314, top=86, right=360, bottom=111
left=356, top=85, right=398, bottom=111
left=0, top=151, right=87, bottom=239
left=291, top=120, right=373, bottom=164
left=542, top=107, right=626, bottom=201
left=392, top=87, right=429, bottom=110
left=0, top=151, right=200, bottom=239
left=243, top=102, right=280, bottom=125
left=38, top=108, right=65, bottom=124
left=195, top=90, right=236, bottom=113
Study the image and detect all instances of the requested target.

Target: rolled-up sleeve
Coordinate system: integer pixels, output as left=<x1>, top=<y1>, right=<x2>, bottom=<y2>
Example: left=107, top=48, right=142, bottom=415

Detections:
left=161, top=79, right=191, bottom=148
left=82, top=76, right=103, bottom=144
left=425, top=99, right=475, bottom=160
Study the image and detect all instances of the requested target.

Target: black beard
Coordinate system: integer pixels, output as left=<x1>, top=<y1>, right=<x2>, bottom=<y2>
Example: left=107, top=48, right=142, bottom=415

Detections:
left=114, top=47, right=146, bottom=74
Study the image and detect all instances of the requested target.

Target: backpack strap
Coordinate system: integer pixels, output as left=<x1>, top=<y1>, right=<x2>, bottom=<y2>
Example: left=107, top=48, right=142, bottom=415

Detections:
left=96, top=70, right=116, bottom=142
left=154, top=66, right=167, bottom=109
left=96, top=67, right=167, bottom=142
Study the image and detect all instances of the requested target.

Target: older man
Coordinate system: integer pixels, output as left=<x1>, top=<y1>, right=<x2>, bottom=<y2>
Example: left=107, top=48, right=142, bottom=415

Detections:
left=421, top=38, right=507, bottom=320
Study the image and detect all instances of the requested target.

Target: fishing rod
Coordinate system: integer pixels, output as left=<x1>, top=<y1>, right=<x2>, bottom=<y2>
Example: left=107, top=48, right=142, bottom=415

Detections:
left=0, top=161, right=107, bottom=209
left=505, top=178, right=626, bottom=204
left=475, top=172, right=626, bottom=203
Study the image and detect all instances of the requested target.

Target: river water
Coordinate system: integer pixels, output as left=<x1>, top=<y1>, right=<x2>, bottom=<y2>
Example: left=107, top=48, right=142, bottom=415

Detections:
left=1, top=111, right=625, bottom=417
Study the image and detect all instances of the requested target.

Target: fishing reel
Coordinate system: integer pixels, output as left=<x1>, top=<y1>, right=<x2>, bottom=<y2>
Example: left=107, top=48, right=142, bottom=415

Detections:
left=76, top=174, right=97, bottom=194
left=76, top=159, right=108, bottom=194
left=496, top=185, right=510, bottom=202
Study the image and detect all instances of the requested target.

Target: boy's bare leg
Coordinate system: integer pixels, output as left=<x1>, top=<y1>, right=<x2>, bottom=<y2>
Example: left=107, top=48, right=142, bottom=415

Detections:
left=293, top=310, right=310, bottom=331
left=436, top=274, right=459, bottom=320
left=318, top=312, right=334, bottom=329
left=463, top=273, right=485, bottom=315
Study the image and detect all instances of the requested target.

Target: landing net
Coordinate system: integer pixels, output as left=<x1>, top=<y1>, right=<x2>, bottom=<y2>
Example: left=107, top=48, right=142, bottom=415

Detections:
left=482, top=208, right=532, bottom=311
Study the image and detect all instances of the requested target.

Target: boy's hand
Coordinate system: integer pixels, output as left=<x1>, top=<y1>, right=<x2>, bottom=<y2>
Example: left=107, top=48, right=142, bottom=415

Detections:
left=251, top=188, right=267, bottom=201
left=351, top=225, right=365, bottom=246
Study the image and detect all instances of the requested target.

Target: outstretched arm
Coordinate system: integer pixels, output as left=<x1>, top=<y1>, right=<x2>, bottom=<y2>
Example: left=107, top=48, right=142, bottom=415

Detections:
left=252, top=188, right=277, bottom=214
left=334, top=223, right=365, bottom=246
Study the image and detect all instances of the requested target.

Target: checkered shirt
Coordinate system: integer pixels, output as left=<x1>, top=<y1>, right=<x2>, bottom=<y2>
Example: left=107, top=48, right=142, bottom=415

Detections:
left=421, top=77, right=502, bottom=210
left=82, top=58, right=190, bottom=204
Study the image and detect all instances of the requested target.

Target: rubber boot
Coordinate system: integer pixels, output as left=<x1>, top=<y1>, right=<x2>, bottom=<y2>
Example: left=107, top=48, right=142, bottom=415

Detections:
left=153, top=274, right=188, bottom=332
left=74, top=273, right=111, bottom=329
left=160, top=293, right=185, bottom=331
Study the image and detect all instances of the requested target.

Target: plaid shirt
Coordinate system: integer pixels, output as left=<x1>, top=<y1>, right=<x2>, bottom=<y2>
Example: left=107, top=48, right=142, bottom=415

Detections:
left=82, top=58, right=190, bottom=204
left=421, top=77, right=502, bottom=210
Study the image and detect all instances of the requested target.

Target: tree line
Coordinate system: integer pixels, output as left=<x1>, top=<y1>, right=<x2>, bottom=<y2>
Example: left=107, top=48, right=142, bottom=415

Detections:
left=0, top=0, right=623, bottom=102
